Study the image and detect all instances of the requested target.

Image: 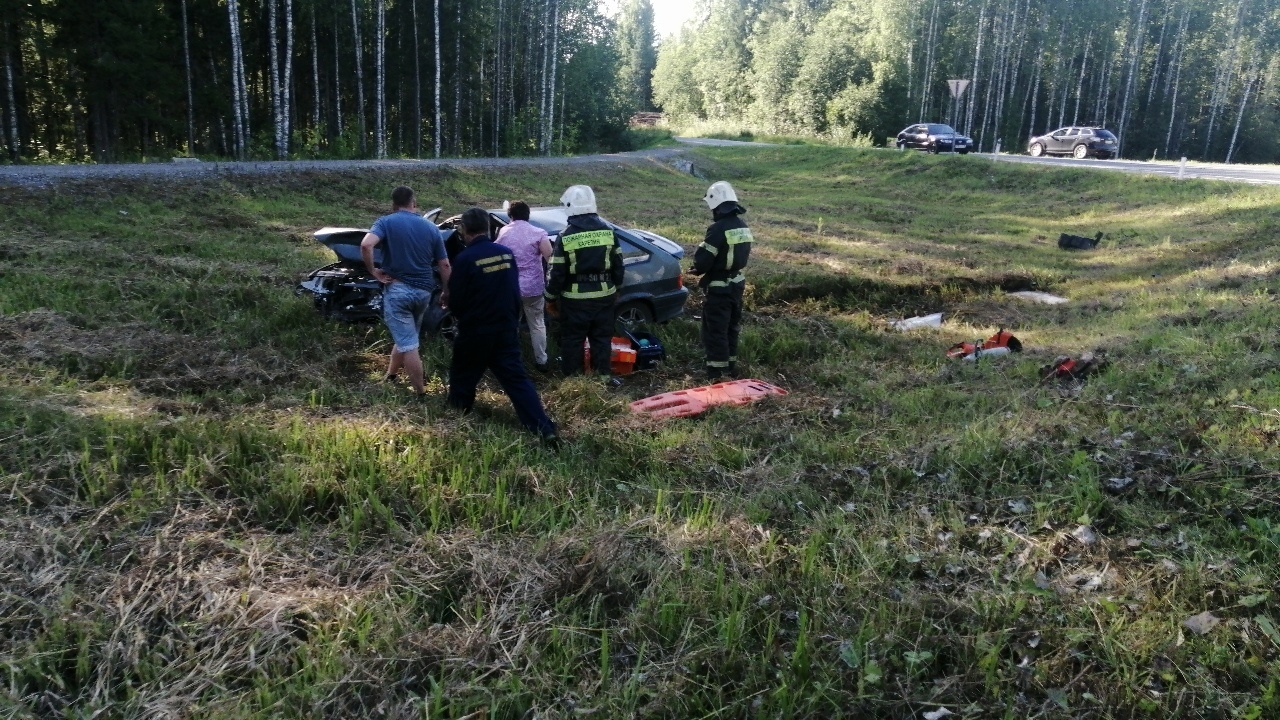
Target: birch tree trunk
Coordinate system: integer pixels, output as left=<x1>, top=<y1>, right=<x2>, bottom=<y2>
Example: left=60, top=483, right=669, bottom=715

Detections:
left=1225, top=58, right=1258, bottom=164
left=351, top=0, right=367, bottom=154
left=1163, top=10, right=1189, bottom=157
left=543, top=0, right=560, bottom=155
left=3, top=40, right=18, bottom=159
left=334, top=14, right=344, bottom=137
left=1025, top=32, right=1044, bottom=138
left=413, top=0, right=421, bottom=157
left=180, top=0, right=195, bottom=153
left=965, top=0, right=988, bottom=135
left=269, top=0, right=283, bottom=158
left=454, top=0, right=461, bottom=153
left=226, top=0, right=248, bottom=159
left=1115, top=0, right=1148, bottom=158
left=434, top=0, right=441, bottom=157
left=283, top=0, right=294, bottom=158
left=311, top=5, right=320, bottom=150
left=918, top=0, right=938, bottom=122
left=494, top=0, right=504, bottom=155
left=1203, top=4, right=1243, bottom=157
left=376, top=0, right=385, bottom=158
left=1072, top=34, right=1090, bottom=126
left=1146, top=5, right=1170, bottom=109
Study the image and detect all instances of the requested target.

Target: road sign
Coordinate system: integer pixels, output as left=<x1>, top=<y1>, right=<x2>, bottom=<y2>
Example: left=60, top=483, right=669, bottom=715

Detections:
left=947, top=79, right=971, bottom=99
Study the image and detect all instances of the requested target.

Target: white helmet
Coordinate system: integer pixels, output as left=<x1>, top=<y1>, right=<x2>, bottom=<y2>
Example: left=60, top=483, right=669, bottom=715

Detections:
left=704, top=181, right=739, bottom=210
left=560, top=185, right=597, bottom=216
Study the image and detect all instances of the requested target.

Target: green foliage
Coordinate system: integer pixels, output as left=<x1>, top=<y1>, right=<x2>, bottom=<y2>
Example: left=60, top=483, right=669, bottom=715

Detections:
left=655, top=0, right=1280, bottom=160
left=615, top=0, right=657, bottom=113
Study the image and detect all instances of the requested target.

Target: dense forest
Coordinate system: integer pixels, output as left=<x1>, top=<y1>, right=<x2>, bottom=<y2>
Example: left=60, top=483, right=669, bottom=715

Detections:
left=655, top=0, right=1280, bottom=162
left=0, top=0, right=658, bottom=162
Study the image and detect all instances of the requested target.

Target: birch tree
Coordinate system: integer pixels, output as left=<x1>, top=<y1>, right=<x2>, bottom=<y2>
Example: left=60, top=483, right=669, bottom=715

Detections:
left=180, top=0, right=195, bottom=154
left=351, top=0, right=367, bottom=154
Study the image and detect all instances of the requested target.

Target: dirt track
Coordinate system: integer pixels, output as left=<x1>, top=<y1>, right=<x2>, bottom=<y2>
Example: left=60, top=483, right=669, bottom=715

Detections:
left=0, top=147, right=690, bottom=189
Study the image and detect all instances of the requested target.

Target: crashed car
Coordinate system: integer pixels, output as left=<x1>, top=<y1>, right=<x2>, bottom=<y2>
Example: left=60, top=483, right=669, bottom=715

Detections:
left=295, top=207, right=456, bottom=339
left=296, top=206, right=689, bottom=340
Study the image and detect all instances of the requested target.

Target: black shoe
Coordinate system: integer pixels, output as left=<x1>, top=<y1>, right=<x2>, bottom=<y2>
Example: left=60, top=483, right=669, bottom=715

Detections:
left=534, top=362, right=551, bottom=374
left=706, top=369, right=724, bottom=381
left=383, top=373, right=399, bottom=383
left=606, top=376, right=624, bottom=389
left=541, top=432, right=561, bottom=451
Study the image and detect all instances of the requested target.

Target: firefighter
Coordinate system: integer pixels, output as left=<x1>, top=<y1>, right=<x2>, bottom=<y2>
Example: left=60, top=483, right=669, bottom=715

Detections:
left=689, top=181, right=752, bottom=380
left=544, top=185, right=626, bottom=382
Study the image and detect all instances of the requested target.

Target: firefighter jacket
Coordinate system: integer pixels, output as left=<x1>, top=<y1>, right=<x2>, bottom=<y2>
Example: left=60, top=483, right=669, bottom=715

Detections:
left=692, top=202, right=752, bottom=294
left=544, top=213, right=625, bottom=302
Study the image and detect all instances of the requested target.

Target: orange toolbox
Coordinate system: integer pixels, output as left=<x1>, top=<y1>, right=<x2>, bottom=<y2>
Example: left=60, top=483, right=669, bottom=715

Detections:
left=630, top=379, right=788, bottom=419
left=584, top=337, right=639, bottom=375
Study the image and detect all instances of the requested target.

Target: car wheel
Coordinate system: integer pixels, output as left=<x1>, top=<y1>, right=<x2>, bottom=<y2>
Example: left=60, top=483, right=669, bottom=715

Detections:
left=1029, top=142, right=1044, bottom=157
left=928, top=144, right=939, bottom=154
left=1073, top=144, right=1089, bottom=159
left=958, top=149, right=970, bottom=155
left=614, top=300, right=655, bottom=330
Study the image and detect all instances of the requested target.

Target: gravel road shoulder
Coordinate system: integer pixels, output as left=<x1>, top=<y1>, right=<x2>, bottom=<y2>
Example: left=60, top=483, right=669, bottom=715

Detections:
left=0, top=147, right=692, bottom=190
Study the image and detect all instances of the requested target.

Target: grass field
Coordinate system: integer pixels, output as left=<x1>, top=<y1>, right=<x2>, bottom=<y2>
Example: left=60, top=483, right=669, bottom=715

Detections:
left=2, top=147, right=1278, bottom=719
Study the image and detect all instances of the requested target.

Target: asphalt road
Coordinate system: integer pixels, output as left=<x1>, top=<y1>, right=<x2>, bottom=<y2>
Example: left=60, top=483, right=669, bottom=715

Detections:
left=975, top=152, right=1280, bottom=186
left=5, top=137, right=1280, bottom=188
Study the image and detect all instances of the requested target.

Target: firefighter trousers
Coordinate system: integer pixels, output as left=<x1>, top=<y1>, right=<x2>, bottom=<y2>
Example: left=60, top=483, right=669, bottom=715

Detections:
left=448, top=328, right=557, bottom=436
left=559, top=296, right=615, bottom=376
left=702, top=284, right=744, bottom=373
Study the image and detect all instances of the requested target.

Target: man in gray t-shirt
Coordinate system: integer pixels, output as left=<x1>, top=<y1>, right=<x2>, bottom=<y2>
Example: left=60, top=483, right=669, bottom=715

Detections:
left=360, top=186, right=451, bottom=397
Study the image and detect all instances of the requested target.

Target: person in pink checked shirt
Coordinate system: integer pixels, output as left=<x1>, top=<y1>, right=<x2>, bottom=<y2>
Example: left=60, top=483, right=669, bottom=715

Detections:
left=496, top=201, right=555, bottom=373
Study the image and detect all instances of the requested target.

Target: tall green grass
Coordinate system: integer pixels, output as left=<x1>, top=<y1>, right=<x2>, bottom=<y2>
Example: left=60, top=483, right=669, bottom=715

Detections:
left=1, top=147, right=1277, bottom=717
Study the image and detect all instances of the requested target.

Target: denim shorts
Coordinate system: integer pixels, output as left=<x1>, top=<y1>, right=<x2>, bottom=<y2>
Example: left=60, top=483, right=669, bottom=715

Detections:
left=382, top=282, right=433, bottom=353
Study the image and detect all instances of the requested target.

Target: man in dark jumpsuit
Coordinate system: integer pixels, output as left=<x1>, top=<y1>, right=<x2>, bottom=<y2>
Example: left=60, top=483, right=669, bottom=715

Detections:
left=447, top=208, right=559, bottom=445
left=689, top=181, right=753, bottom=380
left=544, top=184, right=626, bottom=380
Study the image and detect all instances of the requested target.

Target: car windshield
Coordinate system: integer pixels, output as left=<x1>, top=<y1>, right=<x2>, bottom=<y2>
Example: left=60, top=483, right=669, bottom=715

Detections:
left=926, top=124, right=958, bottom=135
left=1092, top=129, right=1117, bottom=140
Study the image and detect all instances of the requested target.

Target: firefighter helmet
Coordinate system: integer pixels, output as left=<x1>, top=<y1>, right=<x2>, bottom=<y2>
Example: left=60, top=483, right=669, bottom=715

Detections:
left=560, top=185, right=598, bottom=216
left=704, top=181, right=739, bottom=210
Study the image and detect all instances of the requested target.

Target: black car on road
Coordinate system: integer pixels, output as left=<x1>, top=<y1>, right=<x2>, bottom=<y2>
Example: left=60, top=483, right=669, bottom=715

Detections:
left=896, top=123, right=973, bottom=154
left=1028, top=126, right=1118, bottom=159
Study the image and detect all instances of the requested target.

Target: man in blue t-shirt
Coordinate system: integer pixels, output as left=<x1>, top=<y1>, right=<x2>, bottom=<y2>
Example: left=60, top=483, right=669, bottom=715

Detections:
left=360, top=186, right=451, bottom=397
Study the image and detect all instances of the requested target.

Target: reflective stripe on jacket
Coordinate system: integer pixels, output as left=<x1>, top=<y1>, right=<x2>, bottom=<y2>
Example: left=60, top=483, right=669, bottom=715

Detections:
left=692, top=202, right=752, bottom=293
left=545, top=214, right=625, bottom=301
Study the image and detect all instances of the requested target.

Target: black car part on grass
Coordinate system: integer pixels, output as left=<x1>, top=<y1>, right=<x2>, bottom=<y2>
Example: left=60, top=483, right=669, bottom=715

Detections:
left=1058, top=232, right=1104, bottom=250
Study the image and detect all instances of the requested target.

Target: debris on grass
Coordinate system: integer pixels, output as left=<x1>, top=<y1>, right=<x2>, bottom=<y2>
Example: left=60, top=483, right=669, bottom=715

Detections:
left=1040, top=352, right=1108, bottom=382
left=890, top=312, right=943, bottom=331
left=1104, top=477, right=1136, bottom=494
left=1009, top=290, right=1069, bottom=304
left=922, top=707, right=955, bottom=719
left=1058, top=232, right=1104, bottom=250
left=1183, top=611, right=1222, bottom=636
left=1072, top=525, right=1099, bottom=546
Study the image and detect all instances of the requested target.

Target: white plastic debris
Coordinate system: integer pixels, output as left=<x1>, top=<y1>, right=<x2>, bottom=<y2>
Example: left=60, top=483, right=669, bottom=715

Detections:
left=923, top=708, right=955, bottom=720
left=1009, top=291, right=1069, bottom=304
left=890, top=312, right=944, bottom=330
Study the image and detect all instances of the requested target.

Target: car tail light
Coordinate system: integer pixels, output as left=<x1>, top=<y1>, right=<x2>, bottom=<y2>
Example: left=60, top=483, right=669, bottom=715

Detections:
left=677, top=273, right=684, bottom=290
